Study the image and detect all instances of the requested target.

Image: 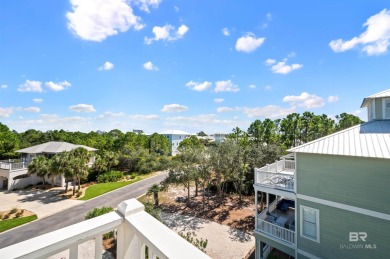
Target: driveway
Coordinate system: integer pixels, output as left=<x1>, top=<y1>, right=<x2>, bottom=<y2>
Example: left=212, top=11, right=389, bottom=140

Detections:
left=0, top=171, right=168, bottom=248
left=0, top=188, right=83, bottom=218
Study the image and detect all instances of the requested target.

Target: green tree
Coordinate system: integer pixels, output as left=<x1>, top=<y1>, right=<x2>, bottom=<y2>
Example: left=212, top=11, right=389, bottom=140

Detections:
left=28, top=156, right=49, bottom=185
left=335, top=113, right=363, bottom=131
left=147, top=184, right=162, bottom=206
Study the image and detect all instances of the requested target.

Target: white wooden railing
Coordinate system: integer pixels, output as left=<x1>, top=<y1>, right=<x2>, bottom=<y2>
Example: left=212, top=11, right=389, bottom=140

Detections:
left=257, top=199, right=278, bottom=221
left=254, top=160, right=295, bottom=191
left=256, top=219, right=295, bottom=244
left=0, top=199, right=211, bottom=259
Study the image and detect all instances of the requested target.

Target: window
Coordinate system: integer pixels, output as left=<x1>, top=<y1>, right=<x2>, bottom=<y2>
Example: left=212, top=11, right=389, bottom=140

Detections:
left=384, top=99, right=390, bottom=119
left=300, top=205, right=320, bottom=243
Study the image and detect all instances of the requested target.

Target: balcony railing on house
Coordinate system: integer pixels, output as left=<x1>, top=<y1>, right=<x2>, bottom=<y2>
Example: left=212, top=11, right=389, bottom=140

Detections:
left=0, top=160, right=31, bottom=171
left=256, top=199, right=295, bottom=245
left=254, top=160, right=295, bottom=191
left=0, top=199, right=211, bottom=259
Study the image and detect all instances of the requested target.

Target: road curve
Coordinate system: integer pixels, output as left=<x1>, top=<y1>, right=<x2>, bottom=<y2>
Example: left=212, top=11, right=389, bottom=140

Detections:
left=0, top=172, right=168, bottom=249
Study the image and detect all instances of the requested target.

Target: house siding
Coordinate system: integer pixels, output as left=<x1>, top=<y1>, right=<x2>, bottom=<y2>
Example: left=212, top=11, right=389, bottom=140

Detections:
left=296, top=153, right=390, bottom=214
left=297, top=199, right=389, bottom=259
left=375, top=98, right=383, bottom=119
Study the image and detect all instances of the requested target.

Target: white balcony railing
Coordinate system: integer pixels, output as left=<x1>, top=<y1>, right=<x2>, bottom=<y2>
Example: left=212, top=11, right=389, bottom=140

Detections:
left=256, top=219, right=295, bottom=245
left=0, top=199, right=211, bottom=259
left=0, top=160, right=30, bottom=171
left=254, top=160, right=295, bottom=191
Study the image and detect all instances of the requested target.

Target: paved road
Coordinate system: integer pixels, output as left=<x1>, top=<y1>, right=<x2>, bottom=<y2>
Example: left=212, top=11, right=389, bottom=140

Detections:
left=0, top=172, right=168, bottom=248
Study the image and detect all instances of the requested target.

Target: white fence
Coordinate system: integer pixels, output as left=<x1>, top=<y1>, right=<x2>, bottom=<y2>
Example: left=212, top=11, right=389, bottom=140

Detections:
left=256, top=219, right=295, bottom=244
left=0, top=199, right=211, bottom=259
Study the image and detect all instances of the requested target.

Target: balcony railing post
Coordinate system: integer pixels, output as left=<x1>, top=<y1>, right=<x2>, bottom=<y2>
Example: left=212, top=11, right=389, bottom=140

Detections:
left=116, top=199, right=145, bottom=259
left=94, top=234, right=103, bottom=259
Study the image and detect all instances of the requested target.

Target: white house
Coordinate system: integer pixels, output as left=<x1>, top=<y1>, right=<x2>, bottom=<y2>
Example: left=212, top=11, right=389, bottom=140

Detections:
left=0, top=141, right=97, bottom=190
left=210, top=132, right=228, bottom=143
left=159, top=130, right=191, bottom=155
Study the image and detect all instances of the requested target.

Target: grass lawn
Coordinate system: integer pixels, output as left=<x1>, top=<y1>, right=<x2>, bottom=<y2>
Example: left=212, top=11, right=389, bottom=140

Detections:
left=0, top=215, right=38, bottom=233
left=79, top=171, right=164, bottom=201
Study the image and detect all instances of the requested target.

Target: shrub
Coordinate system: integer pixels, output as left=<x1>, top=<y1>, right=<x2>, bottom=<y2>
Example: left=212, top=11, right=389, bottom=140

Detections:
left=178, top=231, right=208, bottom=252
left=85, top=206, right=114, bottom=240
left=97, top=171, right=124, bottom=183
left=3, top=214, right=9, bottom=220
left=85, top=206, right=114, bottom=220
left=10, top=206, right=18, bottom=214
left=0, top=212, right=3, bottom=220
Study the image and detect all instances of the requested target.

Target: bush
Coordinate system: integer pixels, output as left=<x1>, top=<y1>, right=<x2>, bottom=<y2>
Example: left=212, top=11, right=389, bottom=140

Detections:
left=85, top=206, right=114, bottom=239
left=10, top=207, right=18, bottom=214
left=97, top=171, right=124, bottom=183
left=85, top=206, right=114, bottom=220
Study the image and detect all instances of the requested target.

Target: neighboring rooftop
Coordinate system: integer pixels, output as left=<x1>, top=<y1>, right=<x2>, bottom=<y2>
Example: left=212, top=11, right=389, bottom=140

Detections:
left=361, top=89, right=390, bottom=107
left=159, top=130, right=191, bottom=135
left=288, top=120, right=390, bottom=159
left=16, top=141, right=97, bottom=154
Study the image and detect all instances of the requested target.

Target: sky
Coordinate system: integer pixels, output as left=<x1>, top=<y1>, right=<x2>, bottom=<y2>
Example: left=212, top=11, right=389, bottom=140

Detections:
left=1, top=0, right=390, bottom=134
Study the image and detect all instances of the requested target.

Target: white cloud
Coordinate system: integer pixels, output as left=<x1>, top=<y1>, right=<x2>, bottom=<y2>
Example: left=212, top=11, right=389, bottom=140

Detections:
left=97, top=111, right=126, bottom=119
left=98, top=61, right=114, bottom=71
left=33, top=98, right=43, bottom=103
left=130, top=114, right=160, bottom=120
left=222, top=27, right=230, bottom=36
left=143, top=61, right=159, bottom=71
left=45, top=81, right=72, bottom=91
left=161, top=104, right=188, bottom=113
left=18, top=80, right=43, bottom=93
left=244, top=105, right=296, bottom=118
left=283, top=92, right=325, bottom=109
left=217, top=106, right=241, bottom=112
left=16, top=107, right=40, bottom=113
left=265, top=59, right=276, bottom=65
left=264, top=85, right=272, bottom=91
left=328, top=95, right=339, bottom=103
left=329, top=9, right=390, bottom=55
left=215, top=80, right=240, bottom=93
left=186, top=81, right=212, bottom=91
left=1, top=84, right=8, bottom=89
left=249, top=84, right=256, bottom=89
left=266, top=13, right=272, bottom=21
left=69, top=104, right=96, bottom=113
left=287, top=52, right=296, bottom=58
left=145, top=24, right=189, bottom=44
left=235, top=33, right=265, bottom=53
left=0, top=107, right=13, bottom=117
left=214, top=98, right=224, bottom=103
left=174, top=6, right=179, bottom=12
left=265, top=58, right=303, bottom=74
left=66, top=0, right=144, bottom=42
left=133, top=0, right=161, bottom=13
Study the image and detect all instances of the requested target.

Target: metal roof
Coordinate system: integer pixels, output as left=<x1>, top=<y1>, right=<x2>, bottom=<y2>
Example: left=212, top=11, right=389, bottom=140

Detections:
left=361, top=89, right=390, bottom=107
left=287, top=120, right=390, bottom=159
left=16, top=141, right=98, bottom=154
left=159, top=130, right=191, bottom=135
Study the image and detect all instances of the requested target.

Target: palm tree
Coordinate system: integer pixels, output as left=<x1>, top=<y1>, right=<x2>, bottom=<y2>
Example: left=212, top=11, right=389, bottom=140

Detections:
left=69, top=148, right=90, bottom=195
left=49, top=153, right=67, bottom=187
left=28, top=156, right=49, bottom=186
left=147, top=184, right=162, bottom=206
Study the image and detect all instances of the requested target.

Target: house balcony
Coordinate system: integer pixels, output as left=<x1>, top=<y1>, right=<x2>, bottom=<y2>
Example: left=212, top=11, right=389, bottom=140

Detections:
left=254, top=159, right=295, bottom=196
left=255, top=198, right=295, bottom=245
left=0, top=159, right=31, bottom=172
left=0, top=199, right=210, bottom=259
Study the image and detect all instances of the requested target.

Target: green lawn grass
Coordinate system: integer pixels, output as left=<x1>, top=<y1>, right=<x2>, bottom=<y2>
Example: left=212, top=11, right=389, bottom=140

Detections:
left=79, top=177, right=142, bottom=200
left=0, top=215, right=38, bottom=233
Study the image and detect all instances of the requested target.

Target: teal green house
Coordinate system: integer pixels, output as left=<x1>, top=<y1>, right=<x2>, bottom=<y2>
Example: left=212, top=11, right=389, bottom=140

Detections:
left=253, top=89, right=390, bottom=258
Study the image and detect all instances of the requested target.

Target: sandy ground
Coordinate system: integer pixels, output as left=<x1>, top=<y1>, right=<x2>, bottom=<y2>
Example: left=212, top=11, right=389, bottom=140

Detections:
left=162, top=212, right=255, bottom=259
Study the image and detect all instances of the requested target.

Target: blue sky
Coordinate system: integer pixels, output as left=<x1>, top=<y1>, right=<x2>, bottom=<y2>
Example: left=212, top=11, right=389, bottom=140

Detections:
left=1, top=0, right=390, bottom=134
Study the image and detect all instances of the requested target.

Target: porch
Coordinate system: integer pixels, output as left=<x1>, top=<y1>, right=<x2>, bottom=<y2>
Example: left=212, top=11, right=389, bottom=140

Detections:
left=254, top=156, right=295, bottom=192
left=255, top=198, right=295, bottom=245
